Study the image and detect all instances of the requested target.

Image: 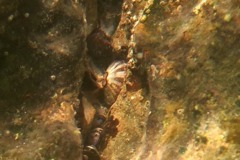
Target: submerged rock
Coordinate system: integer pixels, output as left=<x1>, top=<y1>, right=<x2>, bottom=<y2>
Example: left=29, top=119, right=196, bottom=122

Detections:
left=0, top=0, right=86, bottom=159
left=0, top=0, right=240, bottom=159
left=102, top=0, right=240, bottom=159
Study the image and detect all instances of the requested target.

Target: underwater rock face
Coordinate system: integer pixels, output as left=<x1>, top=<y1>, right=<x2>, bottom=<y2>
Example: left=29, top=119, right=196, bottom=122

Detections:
left=102, top=0, right=240, bottom=159
left=0, top=0, right=240, bottom=160
left=0, top=0, right=86, bottom=159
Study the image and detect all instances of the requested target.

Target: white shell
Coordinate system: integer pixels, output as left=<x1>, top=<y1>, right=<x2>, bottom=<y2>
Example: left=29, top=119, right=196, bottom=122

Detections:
left=104, top=61, right=127, bottom=105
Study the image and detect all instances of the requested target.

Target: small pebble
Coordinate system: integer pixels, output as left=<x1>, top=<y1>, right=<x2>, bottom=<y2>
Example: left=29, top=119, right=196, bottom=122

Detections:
left=136, top=52, right=143, bottom=59
left=177, top=5, right=183, bottom=13
left=4, top=130, right=10, bottom=136
left=159, top=1, right=167, bottom=6
left=223, top=13, right=232, bottom=22
left=123, top=4, right=128, bottom=10
left=140, top=15, right=147, bottom=22
left=177, top=108, right=184, bottom=115
left=145, top=9, right=151, bottom=14
left=50, top=75, right=56, bottom=81
left=8, top=15, right=14, bottom=22
left=24, top=13, right=30, bottom=18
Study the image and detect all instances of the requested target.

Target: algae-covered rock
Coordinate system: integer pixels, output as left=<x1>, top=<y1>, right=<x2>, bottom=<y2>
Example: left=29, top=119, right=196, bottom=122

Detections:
left=111, top=0, right=239, bottom=159
left=0, top=0, right=87, bottom=159
left=101, top=0, right=240, bottom=159
left=0, top=0, right=240, bottom=159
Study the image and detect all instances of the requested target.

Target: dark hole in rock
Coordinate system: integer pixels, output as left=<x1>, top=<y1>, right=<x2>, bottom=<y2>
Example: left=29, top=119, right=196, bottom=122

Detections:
left=97, top=115, right=119, bottom=151
left=86, top=28, right=127, bottom=69
left=97, top=0, right=123, bottom=36
left=78, top=68, right=121, bottom=155
left=74, top=1, right=127, bottom=159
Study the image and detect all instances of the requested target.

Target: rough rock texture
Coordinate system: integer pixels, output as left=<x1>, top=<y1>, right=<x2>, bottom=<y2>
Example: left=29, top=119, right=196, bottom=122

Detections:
left=0, top=0, right=86, bottom=159
left=0, top=0, right=240, bottom=160
left=102, top=0, right=240, bottom=160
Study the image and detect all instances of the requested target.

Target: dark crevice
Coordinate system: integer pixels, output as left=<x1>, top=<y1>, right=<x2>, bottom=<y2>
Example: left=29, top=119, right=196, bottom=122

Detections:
left=97, top=0, right=123, bottom=36
left=75, top=1, right=125, bottom=159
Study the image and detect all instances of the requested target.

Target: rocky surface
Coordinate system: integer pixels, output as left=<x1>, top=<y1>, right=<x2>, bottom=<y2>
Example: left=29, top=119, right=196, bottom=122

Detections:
left=0, top=0, right=240, bottom=160
left=0, top=0, right=86, bottom=159
left=102, top=0, right=240, bottom=159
